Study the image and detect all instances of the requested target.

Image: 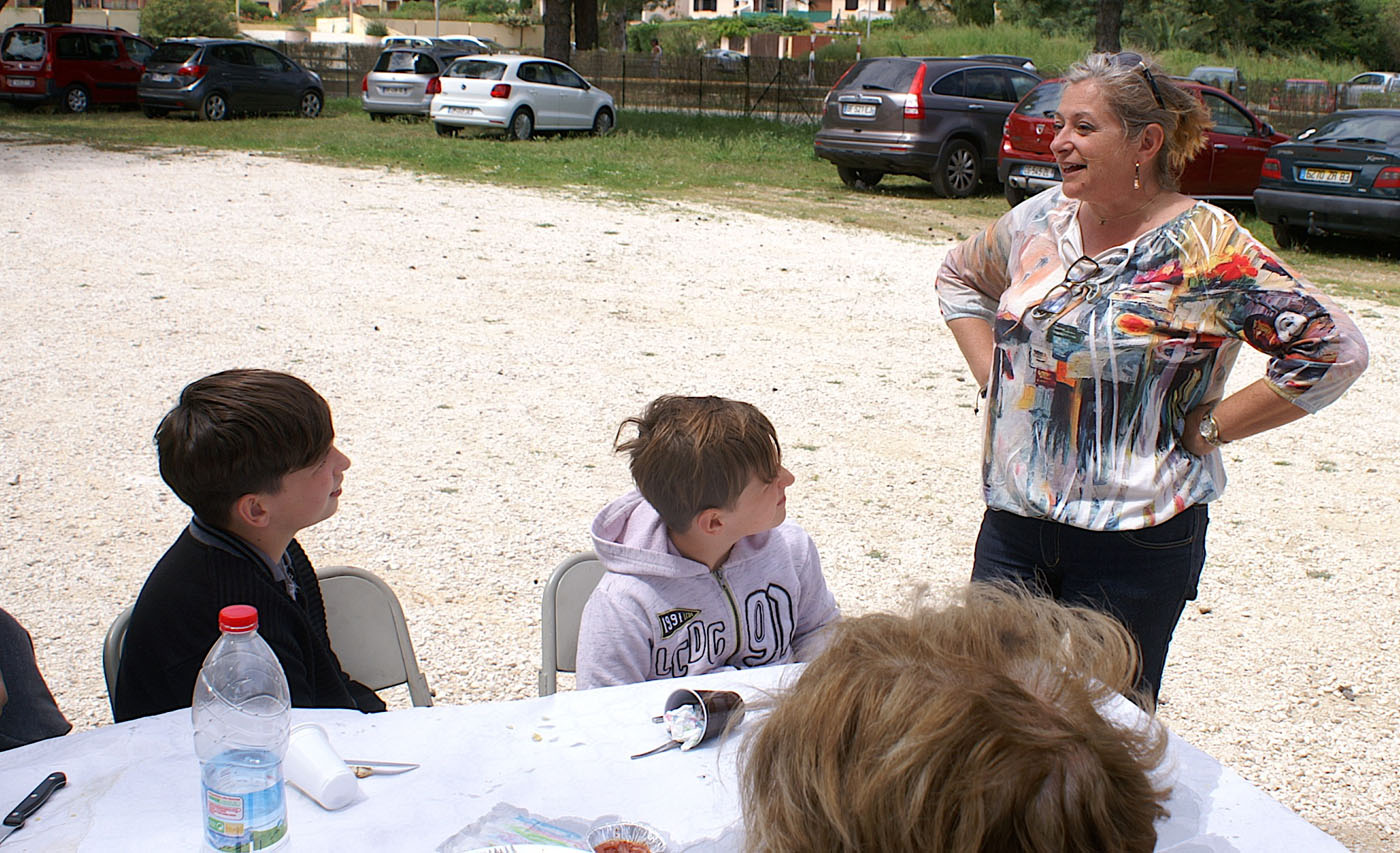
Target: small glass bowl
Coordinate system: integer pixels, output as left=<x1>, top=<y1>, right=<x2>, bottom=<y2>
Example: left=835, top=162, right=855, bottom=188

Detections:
left=586, top=821, right=667, bottom=853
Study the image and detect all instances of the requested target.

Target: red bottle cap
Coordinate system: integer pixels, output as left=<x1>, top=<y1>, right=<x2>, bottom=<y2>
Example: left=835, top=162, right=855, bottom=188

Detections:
left=218, top=604, right=259, bottom=633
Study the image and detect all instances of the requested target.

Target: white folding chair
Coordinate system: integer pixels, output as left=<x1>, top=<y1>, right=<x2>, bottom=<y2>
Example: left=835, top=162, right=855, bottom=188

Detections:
left=317, top=565, right=433, bottom=707
left=539, top=551, right=606, bottom=696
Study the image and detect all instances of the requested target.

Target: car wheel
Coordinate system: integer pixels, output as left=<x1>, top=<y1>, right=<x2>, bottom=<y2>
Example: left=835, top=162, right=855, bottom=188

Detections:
left=1272, top=223, right=1308, bottom=249
left=591, top=108, right=613, bottom=136
left=507, top=108, right=534, bottom=141
left=299, top=90, right=323, bottom=118
left=1003, top=182, right=1027, bottom=207
left=933, top=140, right=981, bottom=198
left=62, top=84, right=90, bottom=114
left=837, top=167, right=884, bottom=190
left=142, top=106, right=170, bottom=119
left=434, top=121, right=457, bottom=138
left=200, top=92, right=229, bottom=121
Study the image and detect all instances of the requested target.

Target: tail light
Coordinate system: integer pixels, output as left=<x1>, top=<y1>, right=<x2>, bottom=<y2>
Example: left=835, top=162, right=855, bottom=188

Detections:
left=825, top=64, right=853, bottom=108
left=903, top=63, right=927, bottom=120
left=1374, top=166, right=1400, bottom=188
left=489, top=83, right=511, bottom=98
left=1260, top=158, right=1282, bottom=180
left=176, top=63, right=207, bottom=80
left=361, top=73, right=368, bottom=93
left=426, top=76, right=441, bottom=95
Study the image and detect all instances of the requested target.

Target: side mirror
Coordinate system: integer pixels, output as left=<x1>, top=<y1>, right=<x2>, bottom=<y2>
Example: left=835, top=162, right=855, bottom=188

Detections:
left=1261, top=122, right=1274, bottom=138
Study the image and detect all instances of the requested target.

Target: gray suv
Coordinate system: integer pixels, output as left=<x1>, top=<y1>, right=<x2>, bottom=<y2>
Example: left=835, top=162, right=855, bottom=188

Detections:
left=814, top=56, right=1040, bottom=197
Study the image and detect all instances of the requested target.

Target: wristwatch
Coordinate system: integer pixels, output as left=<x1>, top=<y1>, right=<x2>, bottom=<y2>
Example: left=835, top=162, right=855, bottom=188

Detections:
left=1198, top=413, right=1226, bottom=448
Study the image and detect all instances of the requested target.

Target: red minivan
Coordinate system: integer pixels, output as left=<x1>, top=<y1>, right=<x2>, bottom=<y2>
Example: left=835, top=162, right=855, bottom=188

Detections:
left=998, top=78, right=1288, bottom=206
left=0, top=23, right=153, bottom=113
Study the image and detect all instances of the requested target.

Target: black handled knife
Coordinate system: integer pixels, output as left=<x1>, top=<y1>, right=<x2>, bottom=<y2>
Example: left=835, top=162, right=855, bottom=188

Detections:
left=0, top=772, right=66, bottom=846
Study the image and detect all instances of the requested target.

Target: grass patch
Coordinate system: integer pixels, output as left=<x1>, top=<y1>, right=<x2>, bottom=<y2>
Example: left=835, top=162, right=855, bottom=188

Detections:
left=1, top=100, right=1395, bottom=304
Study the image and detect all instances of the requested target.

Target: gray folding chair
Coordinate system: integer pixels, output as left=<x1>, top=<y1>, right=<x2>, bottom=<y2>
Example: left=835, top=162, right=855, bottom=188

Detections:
left=317, top=565, right=433, bottom=707
left=539, top=551, right=607, bottom=696
left=102, top=604, right=135, bottom=718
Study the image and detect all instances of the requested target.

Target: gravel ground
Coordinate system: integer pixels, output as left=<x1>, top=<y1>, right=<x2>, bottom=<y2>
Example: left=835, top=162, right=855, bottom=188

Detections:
left=1, top=140, right=1395, bottom=851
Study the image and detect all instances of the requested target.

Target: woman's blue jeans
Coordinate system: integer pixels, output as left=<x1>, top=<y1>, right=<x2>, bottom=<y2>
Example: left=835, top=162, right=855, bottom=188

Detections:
left=971, top=504, right=1209, bottom=703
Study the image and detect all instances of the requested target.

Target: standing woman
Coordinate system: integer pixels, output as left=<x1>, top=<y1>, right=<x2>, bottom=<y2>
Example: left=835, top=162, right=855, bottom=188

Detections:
left=934, top=52, right=1368, bottom=701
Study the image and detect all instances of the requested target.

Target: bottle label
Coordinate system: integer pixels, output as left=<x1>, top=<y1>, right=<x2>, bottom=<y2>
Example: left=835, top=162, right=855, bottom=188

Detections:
left=203, top=781, right=287, bottom=852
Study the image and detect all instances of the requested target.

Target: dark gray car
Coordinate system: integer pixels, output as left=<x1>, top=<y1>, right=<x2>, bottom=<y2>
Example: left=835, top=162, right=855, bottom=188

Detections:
left=814, top=56, right=1040, bottom=197
left=1254, top=109, right=1400, bottom=247
left=362, top=47, right=466, bottom=119
left=138, top=39, right=323, bottom=121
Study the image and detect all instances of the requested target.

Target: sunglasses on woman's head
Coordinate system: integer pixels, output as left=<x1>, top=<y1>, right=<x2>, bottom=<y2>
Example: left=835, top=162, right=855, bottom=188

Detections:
left=1111, top=51, right=1166, bottom=109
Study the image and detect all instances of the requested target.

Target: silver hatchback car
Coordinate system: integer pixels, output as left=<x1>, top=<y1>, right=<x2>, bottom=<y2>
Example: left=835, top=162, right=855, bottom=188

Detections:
left=361, top=47, right=467, bottom=119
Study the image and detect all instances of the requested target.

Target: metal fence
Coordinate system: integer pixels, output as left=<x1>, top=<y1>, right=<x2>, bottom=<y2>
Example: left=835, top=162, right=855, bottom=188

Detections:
left=565, top=51, right=851, bottom=124
left=1244, top=80, right=1400, bottom=136
left=273, top=42, right=1400, bottom=134
left=276, top=43, right=846, bottom=123
left=280, top=42, right=384, bottom=100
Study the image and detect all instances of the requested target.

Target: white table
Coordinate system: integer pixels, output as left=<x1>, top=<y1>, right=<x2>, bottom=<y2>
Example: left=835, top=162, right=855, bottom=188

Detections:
left=0, top=665, right=1344, bottom=852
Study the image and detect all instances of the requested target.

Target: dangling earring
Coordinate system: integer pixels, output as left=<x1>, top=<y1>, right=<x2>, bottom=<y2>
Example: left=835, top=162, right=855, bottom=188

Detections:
left=1134, top=162, right=1141, bottom=191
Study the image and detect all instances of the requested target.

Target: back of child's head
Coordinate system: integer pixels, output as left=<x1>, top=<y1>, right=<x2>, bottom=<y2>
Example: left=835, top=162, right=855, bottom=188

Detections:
left=741, top=584, right=1169, bottom=852
left=155, top=369, right=333, bottom=526
left=616, top=395, right=781, bottom=533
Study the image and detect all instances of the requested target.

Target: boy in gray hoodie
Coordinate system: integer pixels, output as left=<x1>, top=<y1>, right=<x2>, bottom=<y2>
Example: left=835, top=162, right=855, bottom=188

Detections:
left=576, top=395, right=840, bottom=689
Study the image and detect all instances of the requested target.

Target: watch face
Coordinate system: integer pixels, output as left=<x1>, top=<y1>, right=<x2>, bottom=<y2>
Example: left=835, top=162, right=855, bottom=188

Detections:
left=1199, top=415, right=1219, bottom=445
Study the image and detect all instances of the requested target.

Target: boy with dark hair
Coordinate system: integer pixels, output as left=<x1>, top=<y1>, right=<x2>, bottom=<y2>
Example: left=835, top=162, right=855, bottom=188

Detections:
left=576, top=395, right=839, bottom=689
left=114, top=369, right=385, bottom=722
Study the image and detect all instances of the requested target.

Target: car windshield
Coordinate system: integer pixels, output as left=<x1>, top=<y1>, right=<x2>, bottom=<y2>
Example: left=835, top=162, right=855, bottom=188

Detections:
left=150, top=42, right=199, bottom=64
left=445, top=59, right=506, bottom=79
left=843, top=59, right=918, bottom=92
left=1, top=30, right=45, bottom=61
left=1296, top=114, right=1400, bottom=145
left=1014, top=81, right=1062, bottom=116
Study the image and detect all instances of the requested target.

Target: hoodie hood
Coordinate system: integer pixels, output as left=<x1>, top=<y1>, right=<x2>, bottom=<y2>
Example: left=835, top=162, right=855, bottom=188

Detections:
left=590, top=490, right=710, bottom=579
left=590, top=490, right=775, bottom=579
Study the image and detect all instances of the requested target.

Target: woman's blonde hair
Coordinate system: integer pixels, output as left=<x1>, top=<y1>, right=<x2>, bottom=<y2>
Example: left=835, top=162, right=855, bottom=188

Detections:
left=740, top=584, right=1169, bottom=852
left=1064, top=51, right=1211, bottom=191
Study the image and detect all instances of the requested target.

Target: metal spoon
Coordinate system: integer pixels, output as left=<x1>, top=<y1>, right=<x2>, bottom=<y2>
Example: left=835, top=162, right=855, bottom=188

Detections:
left=344, top=759, right=420, bottom=777
left=629, top=739, right=682, bottom=760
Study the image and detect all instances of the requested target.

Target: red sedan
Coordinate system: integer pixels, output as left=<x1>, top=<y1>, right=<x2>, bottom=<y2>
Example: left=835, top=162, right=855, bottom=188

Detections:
left=998, top=78, right=1289, bottom=206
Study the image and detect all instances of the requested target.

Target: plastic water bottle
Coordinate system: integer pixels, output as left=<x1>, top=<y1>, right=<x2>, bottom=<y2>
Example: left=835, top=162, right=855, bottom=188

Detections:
left=193, top=604, right=292, bottom=852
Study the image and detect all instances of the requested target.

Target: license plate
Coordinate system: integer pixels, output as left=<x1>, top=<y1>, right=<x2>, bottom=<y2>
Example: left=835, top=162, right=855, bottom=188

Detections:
left=446, top=105, right=475, bottom=115
left=841, top=103, right=877, bottom=117
left=382, top=85, right=409, bottom=95
left=1022, top=164, right=1056, bottom=179
left=1300, top=167, right=1352, bottom=184
left=150, top=72, right=172, bottom=82
left=7, top=76, right=35, bottom=88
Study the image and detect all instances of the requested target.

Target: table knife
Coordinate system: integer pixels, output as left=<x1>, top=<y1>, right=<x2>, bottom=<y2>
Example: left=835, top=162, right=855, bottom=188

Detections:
left=0, top=772, right=66, bottom=846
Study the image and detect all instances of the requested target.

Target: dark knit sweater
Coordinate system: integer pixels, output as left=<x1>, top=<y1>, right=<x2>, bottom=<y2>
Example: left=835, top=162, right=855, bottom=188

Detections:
left=114, top=520, right=385, bottom=723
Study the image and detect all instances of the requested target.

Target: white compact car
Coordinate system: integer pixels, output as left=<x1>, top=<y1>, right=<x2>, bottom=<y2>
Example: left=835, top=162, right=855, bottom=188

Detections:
left=429, top=54, right=615, bottom=140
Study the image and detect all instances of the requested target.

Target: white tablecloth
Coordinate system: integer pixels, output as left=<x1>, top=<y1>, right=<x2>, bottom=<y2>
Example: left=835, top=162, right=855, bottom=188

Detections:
left=0, top=665, right=1344, bottom=852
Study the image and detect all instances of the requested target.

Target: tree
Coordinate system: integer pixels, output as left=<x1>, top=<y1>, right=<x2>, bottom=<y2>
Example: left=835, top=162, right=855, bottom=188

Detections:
left=1094, top=0, right=1122, bottom=51
left=542, top=0, right=571, bottom=61
left=43, top=0, right=73, bottom=23
left=952, top=0, right=994, bottom=25
left=575, top=0, right=598, bottom=50
left=140, top=0, right=237, bottom=42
